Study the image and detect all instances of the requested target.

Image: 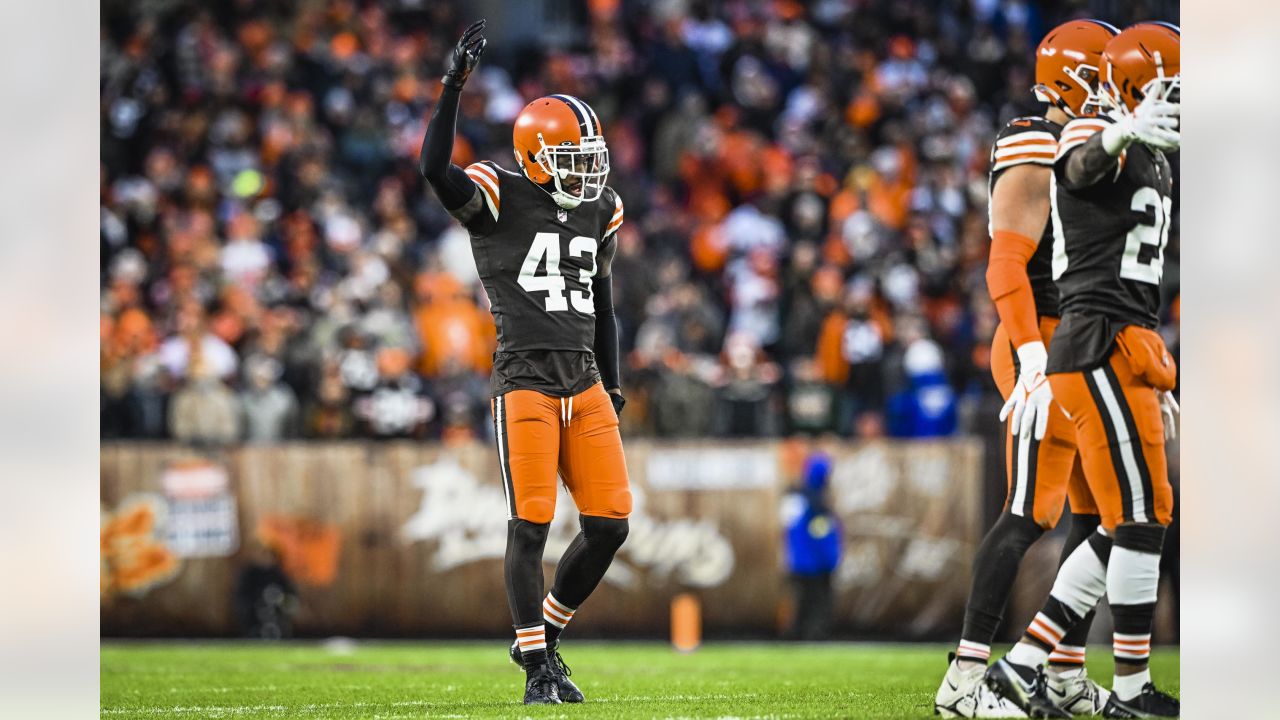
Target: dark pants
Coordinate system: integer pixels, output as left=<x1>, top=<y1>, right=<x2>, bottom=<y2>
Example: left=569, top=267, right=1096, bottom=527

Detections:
left=790, top=573, right=834, bottom=641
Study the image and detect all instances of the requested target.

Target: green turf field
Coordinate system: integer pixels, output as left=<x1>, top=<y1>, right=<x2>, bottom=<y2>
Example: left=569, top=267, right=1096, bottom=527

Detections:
left=100, top=641, right=1178, bottom=718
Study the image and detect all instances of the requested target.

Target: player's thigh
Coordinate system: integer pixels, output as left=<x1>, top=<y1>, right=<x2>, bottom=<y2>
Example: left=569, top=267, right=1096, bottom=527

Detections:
left=560, top=384, right=632, bottom=519
left=1005, top=405, right=1075, bottom=529
left=495, top=390, right=561, bottom=524
left=1049, top=369, right=1125, bottom=530
left=1050, top=359, right=1171, bottom=529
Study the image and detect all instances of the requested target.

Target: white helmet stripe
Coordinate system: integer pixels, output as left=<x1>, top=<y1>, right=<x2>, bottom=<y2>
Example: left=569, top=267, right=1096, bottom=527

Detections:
left=584, top=103, right=602, bottom=138
left=553, top=93, right=598, bottom=138
left=566, top=94, right=599, bottom=137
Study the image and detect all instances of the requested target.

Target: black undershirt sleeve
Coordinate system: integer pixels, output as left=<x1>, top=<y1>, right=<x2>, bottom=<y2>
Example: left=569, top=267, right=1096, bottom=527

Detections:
left=418, top=84, right=477, bottom=211
left=592, top=273, right=621, bottom=392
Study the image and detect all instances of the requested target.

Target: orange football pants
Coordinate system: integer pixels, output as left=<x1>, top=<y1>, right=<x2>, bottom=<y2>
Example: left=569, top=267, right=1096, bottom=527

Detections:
left=492, top=382, right=632, bottom=524
left=992, top=317, right=1097, bottom=528
left=1047, top=325, right=1175, bottom=531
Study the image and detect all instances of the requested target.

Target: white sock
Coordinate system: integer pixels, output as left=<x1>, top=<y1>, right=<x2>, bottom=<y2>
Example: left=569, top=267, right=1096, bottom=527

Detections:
left=1107, top=546, right=1161, bottom=605
left=1007, top=641, right=1049, bottom=668
left=1048, top=644, right=1087, bottom=668
left=956, top=639, right=990, bottom=666
left=1113, top=668, right=1151, bottom=701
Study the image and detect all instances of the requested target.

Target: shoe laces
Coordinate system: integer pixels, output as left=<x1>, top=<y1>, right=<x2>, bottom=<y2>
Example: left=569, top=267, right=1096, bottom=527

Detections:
left=527, top=666, right=554, bottom=687
left=551, top=650, right=572, bottom=677
left=1031, top=666, right=1052, bottom=695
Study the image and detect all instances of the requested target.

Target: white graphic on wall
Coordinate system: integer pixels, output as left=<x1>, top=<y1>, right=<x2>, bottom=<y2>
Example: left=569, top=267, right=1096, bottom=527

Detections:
left=400, top=456, right=735, bottom=588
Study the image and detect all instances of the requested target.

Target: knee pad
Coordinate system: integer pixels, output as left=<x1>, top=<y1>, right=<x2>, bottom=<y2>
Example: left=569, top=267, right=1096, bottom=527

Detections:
left=508, top=518, right=551, bottom=555
left=1113, top=522, right=1165, bottom=554
left=581, top=515, right=629, bottom=552
left=517, top=497, right=556, bottom=525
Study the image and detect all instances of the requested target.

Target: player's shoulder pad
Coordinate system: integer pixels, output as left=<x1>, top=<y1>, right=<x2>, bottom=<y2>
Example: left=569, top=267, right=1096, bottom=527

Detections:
left=996, top=115, right=1062, bottom=141
left=991, top=116, right=1059, bottom=173
left=464, top=161, right=502, bottom=220
left=1056, top=115, right=1115, bottom=160
left=604, top=186, right=624, bottom=238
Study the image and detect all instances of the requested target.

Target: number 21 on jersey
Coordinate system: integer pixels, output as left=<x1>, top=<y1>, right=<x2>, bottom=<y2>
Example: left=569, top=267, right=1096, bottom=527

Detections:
left=518, top=232, right=598, bottom=313
left=1052, top=182, right=1172, bottom=285
left=1118, top=187, right=1172, bottom=284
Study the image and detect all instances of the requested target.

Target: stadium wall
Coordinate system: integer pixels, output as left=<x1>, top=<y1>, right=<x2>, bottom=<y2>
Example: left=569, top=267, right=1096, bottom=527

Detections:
left=100, top=439, right=982, bottom=639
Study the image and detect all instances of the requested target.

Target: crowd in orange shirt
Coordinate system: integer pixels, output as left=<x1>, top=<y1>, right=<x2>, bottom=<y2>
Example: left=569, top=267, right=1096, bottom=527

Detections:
left=100, top=0, right=1178, bottom=442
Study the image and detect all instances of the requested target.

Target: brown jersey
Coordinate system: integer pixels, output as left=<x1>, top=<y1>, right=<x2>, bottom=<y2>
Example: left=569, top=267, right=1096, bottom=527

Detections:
left=1046, top=116, right=1173, bottom=373
left=988, top=116, right=1063, bottom=318
left=457, top=161, right=624, bottom=397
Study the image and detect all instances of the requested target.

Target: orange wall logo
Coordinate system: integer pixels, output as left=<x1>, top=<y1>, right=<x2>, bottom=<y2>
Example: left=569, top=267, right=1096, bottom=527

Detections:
left=101, top=495, right=181, bottom=598
left=257, top=515, right=342, bottom=587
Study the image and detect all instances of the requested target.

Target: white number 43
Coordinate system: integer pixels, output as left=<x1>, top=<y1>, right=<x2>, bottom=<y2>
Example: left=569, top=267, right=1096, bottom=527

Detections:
left=518, top=232, right=598, bottom=313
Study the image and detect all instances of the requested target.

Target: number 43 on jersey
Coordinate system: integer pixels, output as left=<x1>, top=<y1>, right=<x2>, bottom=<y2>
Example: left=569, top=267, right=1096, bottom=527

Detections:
left=518, top=232, right=598, bottom=314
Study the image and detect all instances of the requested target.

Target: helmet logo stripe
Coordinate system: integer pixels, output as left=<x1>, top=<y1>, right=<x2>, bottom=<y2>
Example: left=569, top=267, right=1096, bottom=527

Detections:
left=551, top=94, right=598, bottom=138
left=566, top=94, right=600, bottom=137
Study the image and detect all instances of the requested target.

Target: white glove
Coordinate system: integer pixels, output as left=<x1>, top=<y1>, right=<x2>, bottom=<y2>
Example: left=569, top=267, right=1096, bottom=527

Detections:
left=1102, top=93, right=1180, bottom=153
left=999, top=341, right=1053, bottom=441
left=1159, top=390, right=1179, bottom=441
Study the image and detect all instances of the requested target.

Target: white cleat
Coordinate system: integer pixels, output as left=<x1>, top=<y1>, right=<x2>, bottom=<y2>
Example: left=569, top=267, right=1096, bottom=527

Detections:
left=1046, top=666, right=1110, bottom=716
left=936, top=655, right=1027, bottom=718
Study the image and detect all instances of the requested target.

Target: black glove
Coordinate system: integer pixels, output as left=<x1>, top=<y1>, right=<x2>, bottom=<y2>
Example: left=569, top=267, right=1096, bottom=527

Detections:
left=442, top=20, right=487, bottom=89
left=609, top=391, right=626, bottom=417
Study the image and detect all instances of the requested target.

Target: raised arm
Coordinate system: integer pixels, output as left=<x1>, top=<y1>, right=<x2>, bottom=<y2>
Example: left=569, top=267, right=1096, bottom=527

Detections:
left=418, top=20, right=487, bottom=215
left=1058, top=96, right=1179, bottom=190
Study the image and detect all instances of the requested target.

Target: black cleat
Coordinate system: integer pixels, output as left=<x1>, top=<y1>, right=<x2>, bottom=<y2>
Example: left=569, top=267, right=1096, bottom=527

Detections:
left=985, top=658, right=1070, bottom=718
left=523, top=662, right=561, bottom=705
left=509, top=640, right=583, bottom=702
left=548, top=650, right=584, bottom=703
left=1102, top=683, right=1179, bottom=718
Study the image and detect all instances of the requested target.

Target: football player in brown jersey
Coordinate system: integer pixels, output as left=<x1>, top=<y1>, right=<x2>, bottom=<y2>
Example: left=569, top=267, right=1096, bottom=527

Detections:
left=936, top=20, right=1118, bottom=719
left=419, top=20, right=631, bottom=706
left=985, top=22, right=1180, bottom=719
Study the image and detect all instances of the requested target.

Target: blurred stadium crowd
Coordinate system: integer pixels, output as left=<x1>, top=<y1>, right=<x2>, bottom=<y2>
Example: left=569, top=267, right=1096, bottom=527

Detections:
left=100, top=0, right=1179, bottom=444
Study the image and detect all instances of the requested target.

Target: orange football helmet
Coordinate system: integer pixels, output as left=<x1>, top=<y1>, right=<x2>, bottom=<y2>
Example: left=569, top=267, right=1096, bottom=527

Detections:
left=1099, top=22, right=1180, bottom=113
left=512, top=94, right=610, bottom=209
left=1033, top=19, right=1119, bottom=117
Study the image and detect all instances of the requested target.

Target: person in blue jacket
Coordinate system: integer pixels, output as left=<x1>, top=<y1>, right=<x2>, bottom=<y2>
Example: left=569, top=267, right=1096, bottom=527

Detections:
left=781, top=452, right=843, bottom=640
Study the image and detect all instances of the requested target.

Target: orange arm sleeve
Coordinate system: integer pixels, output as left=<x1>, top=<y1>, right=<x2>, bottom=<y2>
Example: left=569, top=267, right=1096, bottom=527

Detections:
left=985, top=230, right=1041, bottom=348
